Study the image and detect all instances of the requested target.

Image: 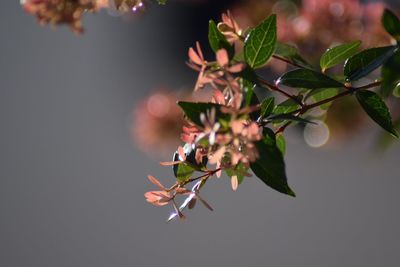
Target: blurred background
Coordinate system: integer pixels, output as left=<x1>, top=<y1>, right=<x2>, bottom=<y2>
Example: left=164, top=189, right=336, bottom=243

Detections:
left=1, top=0, right=400, bottom=266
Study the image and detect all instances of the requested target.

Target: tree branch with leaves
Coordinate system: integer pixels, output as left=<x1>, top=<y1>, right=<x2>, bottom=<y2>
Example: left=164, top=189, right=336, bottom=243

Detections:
left=145, top=9, right=400, bottom=221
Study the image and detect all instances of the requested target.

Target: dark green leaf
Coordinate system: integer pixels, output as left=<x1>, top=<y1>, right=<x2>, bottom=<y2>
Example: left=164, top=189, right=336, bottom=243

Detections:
left=267, top=114, right=316, bottom=124
left=244, top=14, right=277, bottom=68
left=240, top=78, right=256, bottom=106
left=274, top=42, right=312, bottom=68
left=382, top=9, right=400, bottom=41
left=260, top=97, right=275, bottom=118
left=344, top=46, right=397, bottom=81
left=381, top=50, right=400, bottom=97
left=245, top=88, right=261, bottom=121
left=320, top=41, right=361, bottom=71
left=208, top=20, right=233, bottom=56
left=250, top=129, right=295, bottom=197
left=157, top=0, right=167, bottom=4
left=177, top=102, right=229, bottom=127
left=356, top=90, right=398, bottom=137
left=277, top=69, right=344, bottom=89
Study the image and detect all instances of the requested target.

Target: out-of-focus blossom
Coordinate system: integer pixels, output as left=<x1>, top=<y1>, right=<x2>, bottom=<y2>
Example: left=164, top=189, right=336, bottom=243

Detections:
left=131, top=90, right=186, bottom=158
left=21, top=0, right=101, bottom=34
left=231, top=0, right=394, bottom=60
left=131, top=89, right=211, bottom=158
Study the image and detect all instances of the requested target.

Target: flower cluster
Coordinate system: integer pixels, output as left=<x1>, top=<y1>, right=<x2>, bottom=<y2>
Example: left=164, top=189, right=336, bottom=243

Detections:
left=144, top=12, right=268, bottom=220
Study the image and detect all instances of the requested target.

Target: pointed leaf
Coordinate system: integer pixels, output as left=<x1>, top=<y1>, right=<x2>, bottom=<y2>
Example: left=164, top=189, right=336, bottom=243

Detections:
left=244, top=15, right=277, bottom=68
left=250, top=129, right=295, bottom=197
left=320, top=41, right=361, bottom=71
left=382, top=9, right=400, bottom=41
left=277, top=69, right=344, bottom=89
left=356, top=90, right=398, bottom=137
left=344, top=46, right=397, bottom=81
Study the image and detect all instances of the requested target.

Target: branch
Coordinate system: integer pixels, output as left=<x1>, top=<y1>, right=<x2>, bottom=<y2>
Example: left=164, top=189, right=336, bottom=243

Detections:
left=258, top=77, right=304, bottom=106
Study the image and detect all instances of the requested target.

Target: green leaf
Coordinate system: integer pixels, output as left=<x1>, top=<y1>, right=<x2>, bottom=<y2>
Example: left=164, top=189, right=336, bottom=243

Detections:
left=208, top=20, right=233, bottom=56
left=309, top=88, right=338, bottom=110
left=244, top=14, right=277, bottom=68
left=320, top=41, right=361, bottom=71
left=382, top=9, right=400, bottom=41
left=273, top=99, right=299, bottom=115
left=344, top=46, right=398, bottom=81
left=173, top=162, right=194, bottom=181
left=267, top=114, right=316, bottom=124
left=177, top=102, right=229, bottom=127
left=157, top=0, right=167, bottom=4
left=274, top=42, right=312, bottom=68
left=260, top=97, right=275, bottom=118
left=277, top=69, right=344, bottom=89
left=276, top=133, right=286, bottom=155
left=381, top=50, right=400, bottom=97
left=250, top=129, right=295, bottom=197
left=356, top=90, right=398, bottom=137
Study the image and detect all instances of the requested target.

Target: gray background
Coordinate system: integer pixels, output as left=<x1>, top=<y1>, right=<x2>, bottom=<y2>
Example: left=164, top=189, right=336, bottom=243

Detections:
left=1, top=1, right=399, bottom=266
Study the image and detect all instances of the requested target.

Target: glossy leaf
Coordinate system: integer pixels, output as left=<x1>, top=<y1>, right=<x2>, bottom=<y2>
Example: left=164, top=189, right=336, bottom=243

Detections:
left=273, top=99, right=299, bottom=115
left=356, top=90, right=398, bottom=137
left=320, top=41, right=361, bottom=71
left=277, top=69, right=344, bottom=89
left=381, top=50, right=400, bottom=97
left=382, top=9, right=400, bottom=41
left=244, top=14, right=277, bottom=68
left=274, top=42, right=312, bottom=68
left=208, top=20, right=233, bottom=55
left=344, top=46, right=397, bottom=81
left=250, top=129, right=295, bottom=197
